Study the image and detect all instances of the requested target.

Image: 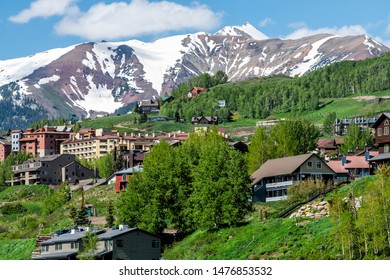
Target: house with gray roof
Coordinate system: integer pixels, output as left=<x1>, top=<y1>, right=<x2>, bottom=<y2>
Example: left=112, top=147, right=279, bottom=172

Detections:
left=96, top=225, right=161, bottom=260
left=251, top=153, right=335, bottom=202
left=33, top=229, right=104, bottom=260
left=32, top=225, right=161, bottom=260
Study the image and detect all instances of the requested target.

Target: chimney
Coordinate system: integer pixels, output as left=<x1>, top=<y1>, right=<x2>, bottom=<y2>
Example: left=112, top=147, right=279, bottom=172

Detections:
left=71, top=228, right=76, bottom=234
left=365, top=151, right=370, bottom=161
left=342, top=155, right=347, bottom=166
left=119, top=223, right=129, bottom=231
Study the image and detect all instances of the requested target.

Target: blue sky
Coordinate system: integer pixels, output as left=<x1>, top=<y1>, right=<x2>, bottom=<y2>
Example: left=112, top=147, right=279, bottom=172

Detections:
left=1, top=0, right=390, bottom=60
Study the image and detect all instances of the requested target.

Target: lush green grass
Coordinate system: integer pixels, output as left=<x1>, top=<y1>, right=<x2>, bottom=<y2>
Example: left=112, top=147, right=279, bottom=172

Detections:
left=163, top=215, right=337, bottom=260
left=0, top=239, right=36, bottom=260
left=80, top=113, right=138, bottom=129
left=278, top=91, right=390, bottom=125
left=77, top=93, right=390, bottom=136
left=0, top=185, right=49, bottom=202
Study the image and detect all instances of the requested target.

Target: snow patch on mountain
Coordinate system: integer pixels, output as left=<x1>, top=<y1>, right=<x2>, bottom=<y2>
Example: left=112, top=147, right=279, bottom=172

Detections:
left=38, top=75, right=60, bottom=85
left=127, top=35, right=190, bottom=93
left=74, top=75, right=123, bottom=116
left=290, top=35, right=339, bottom=76
left=0, top=46, right=75, bottom=86
left=216, top=23, right=268, bottom=41
left=92, top=43, right=117, bottom=78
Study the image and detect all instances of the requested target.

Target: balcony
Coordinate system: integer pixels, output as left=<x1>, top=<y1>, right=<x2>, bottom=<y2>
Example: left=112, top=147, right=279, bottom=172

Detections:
left=266, top=180, right=294, bottom=189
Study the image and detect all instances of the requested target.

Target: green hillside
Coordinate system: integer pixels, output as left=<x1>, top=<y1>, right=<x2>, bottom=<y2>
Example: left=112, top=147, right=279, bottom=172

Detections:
left=162, top=213, right=336, bottom=260
left=0, top=184, right=116, bottom=259
left=1, top=175, right=390, bottom=260
left=163, top=175, right=390, bottom=260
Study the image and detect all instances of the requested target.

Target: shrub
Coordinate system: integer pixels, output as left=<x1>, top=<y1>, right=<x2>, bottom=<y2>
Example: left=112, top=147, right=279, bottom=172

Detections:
left=0, top=203, right=27, bottom=215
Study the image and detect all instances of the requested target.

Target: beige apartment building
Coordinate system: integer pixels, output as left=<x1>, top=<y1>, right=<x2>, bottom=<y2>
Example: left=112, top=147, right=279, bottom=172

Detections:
left=60, top=129, right=188, bottom=161
left=60, top=135, right=120, bottom=161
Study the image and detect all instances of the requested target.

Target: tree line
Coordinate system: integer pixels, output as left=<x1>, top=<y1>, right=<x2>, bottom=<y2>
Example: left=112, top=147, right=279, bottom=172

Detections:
left=330, top=166, right=390, bottom=259
left=245, top=118, right=320, bottom=174
left=115, top=129, right=253, bottom=234
left=161, top=52, right=390, bottom=121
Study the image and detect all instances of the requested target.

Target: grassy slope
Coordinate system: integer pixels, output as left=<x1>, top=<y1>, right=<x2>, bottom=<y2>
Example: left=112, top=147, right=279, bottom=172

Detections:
left=163, top=177, right=375, bottom=260
left=0, top=239, right=36, bottom=260
left=78, top=90, right=390, bottom=136
left=0, top=177, right=378, bottom=260
left=0, top=184, right=117, bottom=259
left=162, top=214, right=336, bottom=260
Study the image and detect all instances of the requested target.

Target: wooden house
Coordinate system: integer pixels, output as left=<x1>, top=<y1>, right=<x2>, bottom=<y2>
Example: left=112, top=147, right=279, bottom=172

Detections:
left=251, top=153, right=335, bottom=202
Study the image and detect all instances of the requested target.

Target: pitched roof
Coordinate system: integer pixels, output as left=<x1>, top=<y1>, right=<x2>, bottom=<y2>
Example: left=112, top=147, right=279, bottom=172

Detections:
left=98, top=227, right=160, bottom=240
left=326, top=160, right=348, bottom=174
left=316, top=139, right=336, bottom=149
left=368, top=152, right=390, bottom=162
left=114, top=165, right=143, bottom=175
left=41, top=229, right=104, bottom=244
left=371, top=113, right=390, bottom=128
left=0, top=138, right=11, bottom=145
left=251, top=153, right=315, bottom=185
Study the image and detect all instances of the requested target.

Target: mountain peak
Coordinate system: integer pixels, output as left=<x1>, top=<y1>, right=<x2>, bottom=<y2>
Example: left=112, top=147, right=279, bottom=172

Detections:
left=215, top=22, right=268, bottom=40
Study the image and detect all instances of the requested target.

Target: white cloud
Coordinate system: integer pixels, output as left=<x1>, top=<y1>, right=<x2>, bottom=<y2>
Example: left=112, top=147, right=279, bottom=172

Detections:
left=9, top=0, right=78, bottom=23
left=284, top=23, right=390, bottom=48
left=285, top=24, right=368, bottom=39
left=259, top=17, right=274, bottom=28
left=54, top=0, right=222, bottom=40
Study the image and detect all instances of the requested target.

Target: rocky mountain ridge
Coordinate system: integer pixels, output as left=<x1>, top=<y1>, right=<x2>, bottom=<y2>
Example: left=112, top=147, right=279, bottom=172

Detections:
left=0, top=23, right=388, bottom=128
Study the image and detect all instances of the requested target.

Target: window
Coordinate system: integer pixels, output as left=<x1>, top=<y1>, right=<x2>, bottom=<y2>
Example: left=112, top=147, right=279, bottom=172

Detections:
left=385, top=126, right=389, bottom=136
left=71, top=242, right=78, bottom=250
left=42, top=245, right=49, bottom=252
left=377, top=128, right=382, bottom=136
left=307, top=161, right=313, bottom=168
left=316, top=161, right=322, bottom=169
left=55, top=243, right=62, bottom=251
left=116, top=240, right=124, bottom=247
left=385, top=120, right=389, bottom=126
left=385, top=144, right=390, bottom=153
left=152, top=240, right=160, bottom=248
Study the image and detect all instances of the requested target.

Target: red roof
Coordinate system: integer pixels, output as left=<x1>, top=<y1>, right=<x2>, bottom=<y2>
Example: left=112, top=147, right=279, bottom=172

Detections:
left=327, top=154, right=373, bottom=174
left=326, top=160, right=348, bottom=174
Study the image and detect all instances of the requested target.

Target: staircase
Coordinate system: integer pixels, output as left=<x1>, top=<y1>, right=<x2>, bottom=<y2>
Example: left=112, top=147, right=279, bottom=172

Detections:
left=31, top=234, right=53, bottom=258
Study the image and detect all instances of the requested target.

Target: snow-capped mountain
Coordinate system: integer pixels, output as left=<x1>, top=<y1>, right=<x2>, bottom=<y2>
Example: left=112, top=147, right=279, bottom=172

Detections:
left=0, top=23, right=388, bottom=126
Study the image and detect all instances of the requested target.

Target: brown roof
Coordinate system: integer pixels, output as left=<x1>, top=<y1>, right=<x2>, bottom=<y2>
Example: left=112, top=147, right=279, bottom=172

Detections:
left=316, top=139, right=336, bottom=149
left=371, top=113, right=390, bottom=128
left=251, top=153, right=315, bottom=185
left=0, top=139, right=11, bottom=145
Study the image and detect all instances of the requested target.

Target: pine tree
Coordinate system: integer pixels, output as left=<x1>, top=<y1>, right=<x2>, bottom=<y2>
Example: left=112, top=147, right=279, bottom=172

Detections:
left=105, top=202, right=115, bottom=228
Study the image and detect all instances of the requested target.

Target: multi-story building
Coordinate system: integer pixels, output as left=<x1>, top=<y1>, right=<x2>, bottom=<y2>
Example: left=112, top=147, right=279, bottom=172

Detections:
left=10, top=130, right=23, bottom=153
left=9, top=154, right=94, bottom=186
left=333, top=116, right=377, bottom=136
left=61, top=135, right=120, bottom=161
left=19, top=126, right=73, bottom=157
left=0, top=138, right=11, bottom=162
left=368, top=113, right=390, bottom=165
left=61, top=131, right=189, bottom=161
left=251, top=153, right=335, bottom=202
